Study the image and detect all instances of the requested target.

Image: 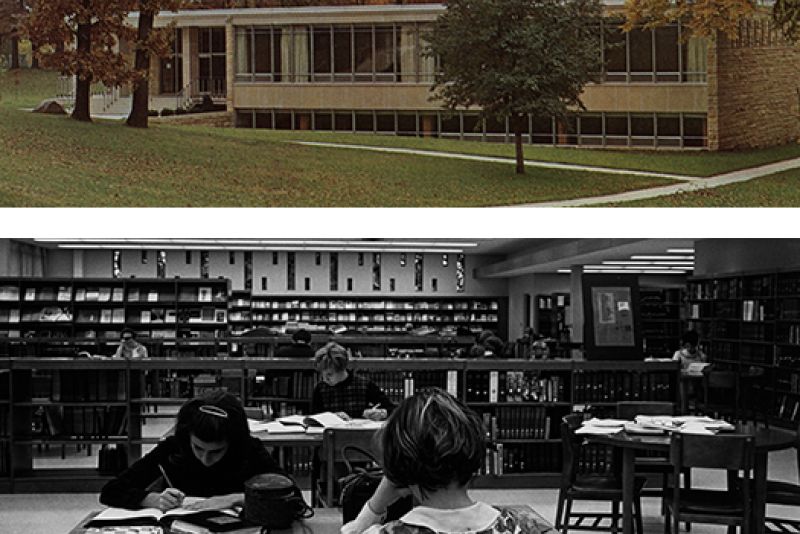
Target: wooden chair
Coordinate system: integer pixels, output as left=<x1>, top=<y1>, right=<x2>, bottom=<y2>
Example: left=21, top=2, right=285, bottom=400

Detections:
left=755, top=420, right=800, bottom=530
left=699, top=370, right=740, bottom=422
left=665, top=433, right=754, bottom=534
left=556, top=413, right=645, bottom=534
left=315, top=427, right=379, bottom=508
left=616, top=402, right=690, bottom=517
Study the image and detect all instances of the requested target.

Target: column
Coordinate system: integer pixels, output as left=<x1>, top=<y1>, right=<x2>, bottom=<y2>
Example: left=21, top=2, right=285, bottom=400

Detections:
left=569, top=265, right=584, bottom=360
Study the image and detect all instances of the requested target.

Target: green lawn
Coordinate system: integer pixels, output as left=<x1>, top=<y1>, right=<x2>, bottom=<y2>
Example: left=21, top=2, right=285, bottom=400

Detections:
left=2, top=68, right=800, bottom=207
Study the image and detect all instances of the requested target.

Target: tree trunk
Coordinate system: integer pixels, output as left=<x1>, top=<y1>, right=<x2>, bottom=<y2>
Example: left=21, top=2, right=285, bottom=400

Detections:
left=513, top=114, right=525, bottom=175
left=72, top=21, right=92, bottom=122
left=126, top=8, right=155, bottom=128
left=10, top=36, right=19, bottom=69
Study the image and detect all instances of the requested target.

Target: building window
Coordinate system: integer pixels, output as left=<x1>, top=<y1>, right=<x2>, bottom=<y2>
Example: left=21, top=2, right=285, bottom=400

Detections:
left=159, top=28, right=183, bottom=94
left=244, top=251, right=253, bottom=291
left=456, top=254, right=465, bottom=293
left=186, top=251, right=192, bottom=265
left=157, top=251, right=167, bottom=278
left=141, top=251, right=148, bottom=264
left=287, top=252, right=296, bottom=290
left=229, top=252, right=236, bottom=265
left=235, top=26, right=282, bottom=82
left=113, top=250, right=121, bottom=278
left=372, top=253, right=381, bottom=291
left=198, top=27, right=226, bottom=97
left=414, top=253, right=423, bottom=292
left=330, top=253, right=338, bottom=291
left=201, top=251, right=209, bottom=278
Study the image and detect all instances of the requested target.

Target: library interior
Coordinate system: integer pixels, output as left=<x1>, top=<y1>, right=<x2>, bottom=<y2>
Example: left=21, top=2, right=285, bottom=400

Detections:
left=1, top=237, right=799, bottom=534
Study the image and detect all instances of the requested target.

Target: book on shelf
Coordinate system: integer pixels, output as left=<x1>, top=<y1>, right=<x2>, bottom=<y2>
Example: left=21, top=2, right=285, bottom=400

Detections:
left=100, top=309, right=113, bottom=323
left=141, top=310, right=151, bottom=323
left=98, top=287, right=112, bottom=302
left=56, top=286, right=71, bottom=301
left=198, top=287, right=212, bottom=302
left=147, top=290, right=159, bottom=302
left=112, top=308, right=125, bottom=323
left=86, top=288, right=100, bottom=302
left=24, top=287, right=36, bottom=301
left=112, top=287, right=124, bottom=302
left=0, top=285, right=19, bottom=300
left=128, top=288, right=140, bottom=302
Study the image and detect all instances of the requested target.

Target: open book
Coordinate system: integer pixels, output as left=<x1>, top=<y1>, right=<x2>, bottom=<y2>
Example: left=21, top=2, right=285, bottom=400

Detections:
left=86, top=498, right=246, bottom=531
left=684, top=362, right=711, bottom=376
left=276, top=412, right=383, bottom=434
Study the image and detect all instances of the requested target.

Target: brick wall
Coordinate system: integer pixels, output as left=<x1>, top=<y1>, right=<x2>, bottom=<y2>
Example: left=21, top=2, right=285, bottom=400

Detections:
left=708, top=20, right=800, bottom=150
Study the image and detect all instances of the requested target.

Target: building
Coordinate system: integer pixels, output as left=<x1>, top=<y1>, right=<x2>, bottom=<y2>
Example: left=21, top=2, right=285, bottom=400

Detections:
left=136, top=1, right=800, bottom=151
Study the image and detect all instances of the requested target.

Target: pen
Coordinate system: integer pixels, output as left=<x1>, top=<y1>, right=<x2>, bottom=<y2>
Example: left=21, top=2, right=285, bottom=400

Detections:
left=369, top=403, right=380, bottom=410
left=158, top=464, right=175, bottom=488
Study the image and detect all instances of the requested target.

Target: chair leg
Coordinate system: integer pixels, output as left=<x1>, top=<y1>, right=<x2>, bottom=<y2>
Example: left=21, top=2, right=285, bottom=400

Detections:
left=661, top=473, right=668, bottom=515
left=562, top=498, right=573, bottom=534
left=633, top=495, right=643, bottom=534
left=664, top=504, right=670, bottom=534
left=555, top=490, right=565, bottom=530
left=683, top=469, right=691, bottom=532
left=611, top=500, right=619, bottom=534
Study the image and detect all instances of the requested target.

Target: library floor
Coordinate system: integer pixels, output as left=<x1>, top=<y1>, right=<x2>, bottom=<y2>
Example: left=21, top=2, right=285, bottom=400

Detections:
left=3, top=447, right=800, bottom=534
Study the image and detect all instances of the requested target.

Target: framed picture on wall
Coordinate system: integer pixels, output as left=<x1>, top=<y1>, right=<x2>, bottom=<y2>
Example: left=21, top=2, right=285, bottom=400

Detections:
left=582, top=274, right=642, bottom=360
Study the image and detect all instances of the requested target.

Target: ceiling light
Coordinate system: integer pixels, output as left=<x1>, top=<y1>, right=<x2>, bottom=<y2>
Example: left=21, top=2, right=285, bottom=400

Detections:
left=630, top=255, right=694, bottom=260
left=37, top=239, right=478, bottom=248
left=666, top=248, right=695, bottom=254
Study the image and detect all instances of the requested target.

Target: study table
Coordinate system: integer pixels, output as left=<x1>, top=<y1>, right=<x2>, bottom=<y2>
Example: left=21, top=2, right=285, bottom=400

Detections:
left=586, top=423, right=796, bottom=534
left=70, top=508, right=342, bottom=534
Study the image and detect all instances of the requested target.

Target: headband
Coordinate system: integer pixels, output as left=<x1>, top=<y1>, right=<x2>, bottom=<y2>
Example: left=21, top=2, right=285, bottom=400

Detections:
left=199, top=405, right=228, bottom=418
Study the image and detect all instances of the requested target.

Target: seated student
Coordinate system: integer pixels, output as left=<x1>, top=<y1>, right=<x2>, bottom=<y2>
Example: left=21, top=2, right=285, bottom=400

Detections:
left=672, top=330, right=707, bottom=372
left=114, top=328, right=148, bottom=359
left=275, top=329, right=315, bottom=358
left=311, top=342, right=393, bottom=421
left=341, top=388, right=556, bottom=534
left=100, top=390, right=283, bottom=511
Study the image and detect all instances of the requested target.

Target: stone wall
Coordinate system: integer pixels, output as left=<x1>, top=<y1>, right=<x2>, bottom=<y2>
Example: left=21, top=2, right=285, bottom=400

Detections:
left=708, top=20, right=800, bottom=150
left=151, top=111, right=233, bottom=127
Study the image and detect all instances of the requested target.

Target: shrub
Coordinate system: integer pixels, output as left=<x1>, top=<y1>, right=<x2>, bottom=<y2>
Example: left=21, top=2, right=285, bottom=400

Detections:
left=161, top=108, right=174, bottom=117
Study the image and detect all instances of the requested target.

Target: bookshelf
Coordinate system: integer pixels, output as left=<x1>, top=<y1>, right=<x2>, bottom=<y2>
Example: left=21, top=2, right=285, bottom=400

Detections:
left=640, top=287, right=685, bottom=359
left=0, top=357, right=678, bottom=493
left=535, top=293, right=570, bottom=339
left=686, top=269, right=800, bottom=428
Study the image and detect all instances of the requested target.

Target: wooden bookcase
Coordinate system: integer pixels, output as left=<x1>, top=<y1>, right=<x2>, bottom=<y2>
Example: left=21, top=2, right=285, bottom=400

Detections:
left=0, top=357, right=678, bottom=493
left=640, top=287, right=685, bottom=359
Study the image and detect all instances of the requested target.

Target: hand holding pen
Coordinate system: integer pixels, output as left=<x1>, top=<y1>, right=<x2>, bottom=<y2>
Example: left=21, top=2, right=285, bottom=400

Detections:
left=362, top=403, right=388, bottom=421
left=157, top=464, right=185, bottom=511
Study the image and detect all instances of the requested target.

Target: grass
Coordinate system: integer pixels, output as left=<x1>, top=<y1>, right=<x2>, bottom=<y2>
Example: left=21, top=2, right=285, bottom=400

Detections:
left=606, top=168, right=800, bottom=207
left=2, top=68, right=800, bottom=207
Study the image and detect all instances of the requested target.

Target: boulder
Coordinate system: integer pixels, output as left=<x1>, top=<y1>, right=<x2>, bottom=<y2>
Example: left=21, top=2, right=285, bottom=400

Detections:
left=32, top=99, right=67, bottom=115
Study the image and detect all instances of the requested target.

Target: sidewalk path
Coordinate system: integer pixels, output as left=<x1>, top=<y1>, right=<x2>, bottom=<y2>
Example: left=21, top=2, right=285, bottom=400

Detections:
left=291, top=140, right=800, bottom=206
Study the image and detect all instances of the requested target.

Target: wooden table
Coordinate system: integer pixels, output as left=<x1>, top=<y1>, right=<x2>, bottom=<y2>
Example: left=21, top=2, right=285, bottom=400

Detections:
left=70, top=508, right=342, bottom=534
left=587, top=424, right=796, bottom=534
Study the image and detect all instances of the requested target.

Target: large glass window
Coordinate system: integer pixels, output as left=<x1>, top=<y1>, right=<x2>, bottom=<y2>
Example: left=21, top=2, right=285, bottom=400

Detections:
left=628, top=28, right=653, bottom=82
left=198, top=28, right=226, bottom=96
left=312, top=27, right=332, bottom=81
left=160, top=29, right=183, bottom=94
left=655, top=26, right=679, bottom=81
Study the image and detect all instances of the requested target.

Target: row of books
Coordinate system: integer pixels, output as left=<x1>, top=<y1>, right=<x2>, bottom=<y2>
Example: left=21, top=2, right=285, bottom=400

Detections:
left=30, top=370, right=127, bottom=402
left=775, top=394, right=800, bottom=423
left=778, top=277, right=800, bottom=296
left=19, top=307, right=73, bottom=322
left=572, top=371, right=674, bottom=403
left=0, top=286, right=226, bottom=303
left=742, top=300, right=770, bottom=322
left=480, top=443, right=562, bottom=476
left=780, top=324, right=800, bottom=345
left=776, top=372, right=800, bottom=394
left=482, top=406, right=552, bottom=440
left=31, top=405, right=128, bottom=439
left=689, top=279, right=742, bottom=300
left=76, top=309, right=125, bottom=324
left=248, top=311, right=498, bottom=323
left=465, top=371, right=566, bottom=403
left=250, top=300, right=499, bottom=311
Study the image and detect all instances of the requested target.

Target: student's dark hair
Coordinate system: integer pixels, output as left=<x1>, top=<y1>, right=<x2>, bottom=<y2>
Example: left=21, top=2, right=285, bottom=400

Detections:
left=681, top=330, right=699, bottom=346
left=314, top=342, right=350, bottom=373
left=173, top=390, right=249, bottom=461
left=380, top=388, right=485, bottom=497
left=292, top=329, right=312, bottom=344
left=120, top=328, right=136, bottom=337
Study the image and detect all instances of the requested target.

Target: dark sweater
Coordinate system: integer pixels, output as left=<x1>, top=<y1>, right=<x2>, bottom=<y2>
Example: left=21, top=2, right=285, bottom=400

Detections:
left=100, top=435, right=282, bottom=509
left=310, top=373, right=394, bottom=419
left=275, top=343, right=315, bottom=359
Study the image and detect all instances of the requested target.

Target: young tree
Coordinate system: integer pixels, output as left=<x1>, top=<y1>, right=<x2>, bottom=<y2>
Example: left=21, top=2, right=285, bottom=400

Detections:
left=25, top=0, right=135, bottom=121
left=0, top=1, right=28, bottom=69
left=623, top=0, right=756, bottom=38
left=773, top=0, right=800, bottom=42
left=126, top=0, right=180, bottom=128
left=428, top=0, right=604, bottom=174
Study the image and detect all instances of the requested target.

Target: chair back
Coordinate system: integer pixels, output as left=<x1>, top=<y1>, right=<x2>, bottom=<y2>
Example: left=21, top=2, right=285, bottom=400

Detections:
left=616, top=401, right=674, bottom=420
left=320, top=427, right=380, bottom=507
left=705, top=370, right=737, bottom=390
left=560, top=413, right=584, bottom=488
left=670, top=433, right=754, bottom=471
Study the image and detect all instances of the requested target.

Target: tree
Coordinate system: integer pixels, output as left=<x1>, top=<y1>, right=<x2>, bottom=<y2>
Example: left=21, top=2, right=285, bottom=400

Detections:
left=126, top=0, right=180, bottom=128
left=773, top=0, right=800, bottom=42
left=428, top=0, right=604, bottom=175
left=0, top=0, right=28, bottom=69
left=623, top=0, right=756, bottom=38
left=25, top=0, right=135, bottom=121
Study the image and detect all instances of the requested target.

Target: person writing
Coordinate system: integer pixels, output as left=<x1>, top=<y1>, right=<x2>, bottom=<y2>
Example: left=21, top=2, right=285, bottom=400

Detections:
left=275, top=329, right=315, bottom=358
left=114, top=328, right=148, bottom=359
left=341, top=388, right=556, bottom=534
left=100, top=391, right=283, bottom=511
left=310, top=342, right=393, bottom=421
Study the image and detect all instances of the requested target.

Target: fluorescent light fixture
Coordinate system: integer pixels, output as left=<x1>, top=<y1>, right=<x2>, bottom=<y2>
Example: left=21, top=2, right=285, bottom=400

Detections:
left=55, top=244, right=466, bottom=253
left=601, top=260, right=694, bottom=266
left=583, top=269, right=686, bottom=274
left=630, top=255, right=694, bottom=260
left=666, top=248, right=695, bottom=254
left=36, top=239, right=478, bottom=248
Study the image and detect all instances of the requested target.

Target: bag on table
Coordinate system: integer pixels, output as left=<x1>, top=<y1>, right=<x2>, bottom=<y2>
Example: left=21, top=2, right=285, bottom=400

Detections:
left=244, top=473, right=314, bottom=530
left=339, top=445, right=413, bottom=523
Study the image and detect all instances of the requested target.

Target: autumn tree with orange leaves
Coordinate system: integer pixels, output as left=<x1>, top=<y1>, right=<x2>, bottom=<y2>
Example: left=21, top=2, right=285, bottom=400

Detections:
left=26, top=0, right=136, bottom=121
left=623, top=0, right=757, bottom=38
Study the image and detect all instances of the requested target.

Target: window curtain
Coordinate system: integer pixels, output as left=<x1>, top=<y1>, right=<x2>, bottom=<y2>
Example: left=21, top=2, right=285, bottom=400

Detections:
left=235, top=28, right=250, bottom=76
left=283, top=26, right=309, bottom=82
left=684, top=36, right=707, bottom=82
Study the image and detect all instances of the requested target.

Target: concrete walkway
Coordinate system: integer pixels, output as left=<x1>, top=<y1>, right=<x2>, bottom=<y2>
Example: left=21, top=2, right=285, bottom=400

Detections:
left=291, top=140, right=800, bottom=206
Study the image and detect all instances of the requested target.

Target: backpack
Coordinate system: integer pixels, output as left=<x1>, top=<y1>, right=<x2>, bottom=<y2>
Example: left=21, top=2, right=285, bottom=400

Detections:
left=243, top=473, right=313, bottom=529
